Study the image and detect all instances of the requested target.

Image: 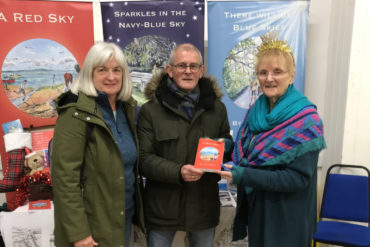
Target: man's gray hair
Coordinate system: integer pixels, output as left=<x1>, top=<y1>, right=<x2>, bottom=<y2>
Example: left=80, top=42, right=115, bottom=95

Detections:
left=168, top=43, right=203, bottom=66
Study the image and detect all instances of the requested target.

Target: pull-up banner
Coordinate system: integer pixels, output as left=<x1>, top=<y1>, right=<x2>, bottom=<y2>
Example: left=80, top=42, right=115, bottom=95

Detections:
left=101, top=1, right=205, bottom=105
left=0, top=0, right=93, bottom=127
left=0, top=0, right=93, bottom=212
left=208, top=1, right=310, bottom=138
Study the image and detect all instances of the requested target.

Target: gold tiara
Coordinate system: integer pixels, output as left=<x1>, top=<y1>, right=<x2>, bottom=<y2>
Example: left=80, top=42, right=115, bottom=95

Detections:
left=257, top=32, right=292, bottom=55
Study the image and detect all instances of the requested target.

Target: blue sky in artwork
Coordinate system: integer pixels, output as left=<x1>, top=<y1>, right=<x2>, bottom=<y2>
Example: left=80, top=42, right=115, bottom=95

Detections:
left=2, top=39, right=77, bottom=71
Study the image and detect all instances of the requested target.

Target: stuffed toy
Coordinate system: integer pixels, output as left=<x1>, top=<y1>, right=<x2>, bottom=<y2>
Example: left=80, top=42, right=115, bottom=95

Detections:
left=15, top=148, right=52, bottom=205
left=24, top=147, right=45, bottom=176
left=22, top=148, right=52, bottom=202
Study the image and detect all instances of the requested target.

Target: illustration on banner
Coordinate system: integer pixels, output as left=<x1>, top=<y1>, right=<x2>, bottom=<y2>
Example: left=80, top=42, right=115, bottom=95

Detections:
left=223, top=36, right=263, bottom=109
left=1, top=39, right=79, bottom=118
left=122, top=35, right=176, bottom=105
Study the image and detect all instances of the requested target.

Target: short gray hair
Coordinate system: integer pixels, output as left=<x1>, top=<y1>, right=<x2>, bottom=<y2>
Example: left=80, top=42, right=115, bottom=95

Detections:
left=70, top=41, right=132, bottom=101
left=168, top=43, right=203, bottom=65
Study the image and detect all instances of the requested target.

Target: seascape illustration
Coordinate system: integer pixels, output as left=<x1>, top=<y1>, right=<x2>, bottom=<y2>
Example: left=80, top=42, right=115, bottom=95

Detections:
left=1, top=39, right=79, bottom=118
left=199, top=147, right=219, bottom=161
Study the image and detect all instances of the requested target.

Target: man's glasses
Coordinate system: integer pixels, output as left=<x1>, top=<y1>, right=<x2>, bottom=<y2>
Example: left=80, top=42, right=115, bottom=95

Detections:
left=171, top=63, right=202, bottom=73
left=257, top=69, right=287, bottom=79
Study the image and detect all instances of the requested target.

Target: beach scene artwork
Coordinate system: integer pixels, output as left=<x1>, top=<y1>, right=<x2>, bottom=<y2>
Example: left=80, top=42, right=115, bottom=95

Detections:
left=1, top=38, right=79, bottom=118
left=199, top=147, right=220, bottom=161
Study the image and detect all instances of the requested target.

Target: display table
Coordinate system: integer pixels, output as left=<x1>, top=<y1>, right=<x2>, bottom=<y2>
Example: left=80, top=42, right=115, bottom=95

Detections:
left=0, top=203, right=54, bottom=247
left=0, top=203, right=248, bottom=247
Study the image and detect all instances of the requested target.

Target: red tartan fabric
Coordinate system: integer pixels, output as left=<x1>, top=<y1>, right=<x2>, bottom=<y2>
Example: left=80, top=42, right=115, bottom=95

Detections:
left=0, top=149, right=26, bottom=192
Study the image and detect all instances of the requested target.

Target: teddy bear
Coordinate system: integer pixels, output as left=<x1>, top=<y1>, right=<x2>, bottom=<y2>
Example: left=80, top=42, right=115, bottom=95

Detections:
left=24, top=147, right=45, bottom=176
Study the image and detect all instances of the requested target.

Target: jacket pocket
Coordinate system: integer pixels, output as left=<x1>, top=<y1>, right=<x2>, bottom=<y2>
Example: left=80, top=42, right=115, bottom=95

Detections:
left=154, top=121, right=179, bottom=141
left=153, top=122, right=180, bottom=162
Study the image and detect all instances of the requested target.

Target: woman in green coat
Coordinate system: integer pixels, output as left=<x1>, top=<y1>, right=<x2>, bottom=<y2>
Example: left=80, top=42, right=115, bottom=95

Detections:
left=51, top=42, right=144, bottom=247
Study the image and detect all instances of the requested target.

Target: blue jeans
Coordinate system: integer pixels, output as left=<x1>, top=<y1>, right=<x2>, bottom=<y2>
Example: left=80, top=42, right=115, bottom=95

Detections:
left=147, top=227, right=215, bottom=247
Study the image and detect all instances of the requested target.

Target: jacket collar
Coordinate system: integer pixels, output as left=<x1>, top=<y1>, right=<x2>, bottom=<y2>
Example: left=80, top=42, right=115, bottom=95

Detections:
left=56, top=91, right=97, bottom=115
left=56, top=90, right=137, bottom=115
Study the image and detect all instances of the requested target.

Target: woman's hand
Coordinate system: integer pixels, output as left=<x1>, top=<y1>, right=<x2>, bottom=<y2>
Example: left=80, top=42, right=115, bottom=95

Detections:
left=216, top=164, right=233, bottom=183
left=216, top=138, right=225, bottom=142
left=74, top=235, right=98, bottom=247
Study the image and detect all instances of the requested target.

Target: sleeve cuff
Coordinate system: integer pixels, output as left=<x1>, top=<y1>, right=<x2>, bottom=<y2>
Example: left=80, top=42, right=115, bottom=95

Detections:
left=231, top=165, right=244, bottom=184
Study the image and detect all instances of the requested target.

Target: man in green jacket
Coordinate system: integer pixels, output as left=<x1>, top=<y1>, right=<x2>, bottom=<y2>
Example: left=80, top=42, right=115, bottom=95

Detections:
left=137, top=43, right=233, bottom=247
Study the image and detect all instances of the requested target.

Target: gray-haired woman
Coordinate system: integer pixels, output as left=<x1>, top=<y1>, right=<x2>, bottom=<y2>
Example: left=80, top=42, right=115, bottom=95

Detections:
left=51, top=41, right=145, bottom=247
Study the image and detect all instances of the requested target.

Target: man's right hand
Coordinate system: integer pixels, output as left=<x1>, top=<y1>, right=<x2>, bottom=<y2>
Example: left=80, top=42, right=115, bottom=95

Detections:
left=74, top=235, right=98, bottom=247
left=181, top=164, right=204, bottom=182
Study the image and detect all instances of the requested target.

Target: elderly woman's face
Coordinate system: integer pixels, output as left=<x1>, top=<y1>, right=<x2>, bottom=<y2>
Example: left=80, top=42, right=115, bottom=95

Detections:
left=257, top=54, right=295, bottom=106
left=93, top=57, right=123, bottom=98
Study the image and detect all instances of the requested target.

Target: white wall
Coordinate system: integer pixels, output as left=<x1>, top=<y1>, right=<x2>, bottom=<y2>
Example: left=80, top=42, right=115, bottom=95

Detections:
left=305, top=0, right=333, bottom=168
left=306, top=0, right=370, bottom=174
left=305, top=0, right=355, bottom=185
left=342, top=0, right=370, bottom=165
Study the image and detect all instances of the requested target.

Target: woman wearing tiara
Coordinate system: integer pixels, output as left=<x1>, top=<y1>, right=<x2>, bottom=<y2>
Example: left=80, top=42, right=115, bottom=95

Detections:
left=218, top=33, right=326, bottom=247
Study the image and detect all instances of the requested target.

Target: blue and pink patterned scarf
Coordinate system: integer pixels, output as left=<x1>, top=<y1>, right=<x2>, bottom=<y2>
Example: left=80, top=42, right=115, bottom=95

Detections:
left=232, top=84, right=326, bottom=167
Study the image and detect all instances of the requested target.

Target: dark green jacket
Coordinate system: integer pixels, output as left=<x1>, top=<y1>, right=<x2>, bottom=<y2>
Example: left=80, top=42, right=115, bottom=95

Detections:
left=233, top=151, right=319, bottom=247
left=137, top=72, right=232, bottom=231
left=51, top=92, right=145, bottom=246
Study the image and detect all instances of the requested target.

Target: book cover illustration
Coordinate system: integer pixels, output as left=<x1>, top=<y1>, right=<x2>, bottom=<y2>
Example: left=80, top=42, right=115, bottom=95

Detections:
left=29, top=199, right=51, bottom=210
left=1, top=119, right=23, bottom=134
left=194, top=138, right=225, bottom=172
